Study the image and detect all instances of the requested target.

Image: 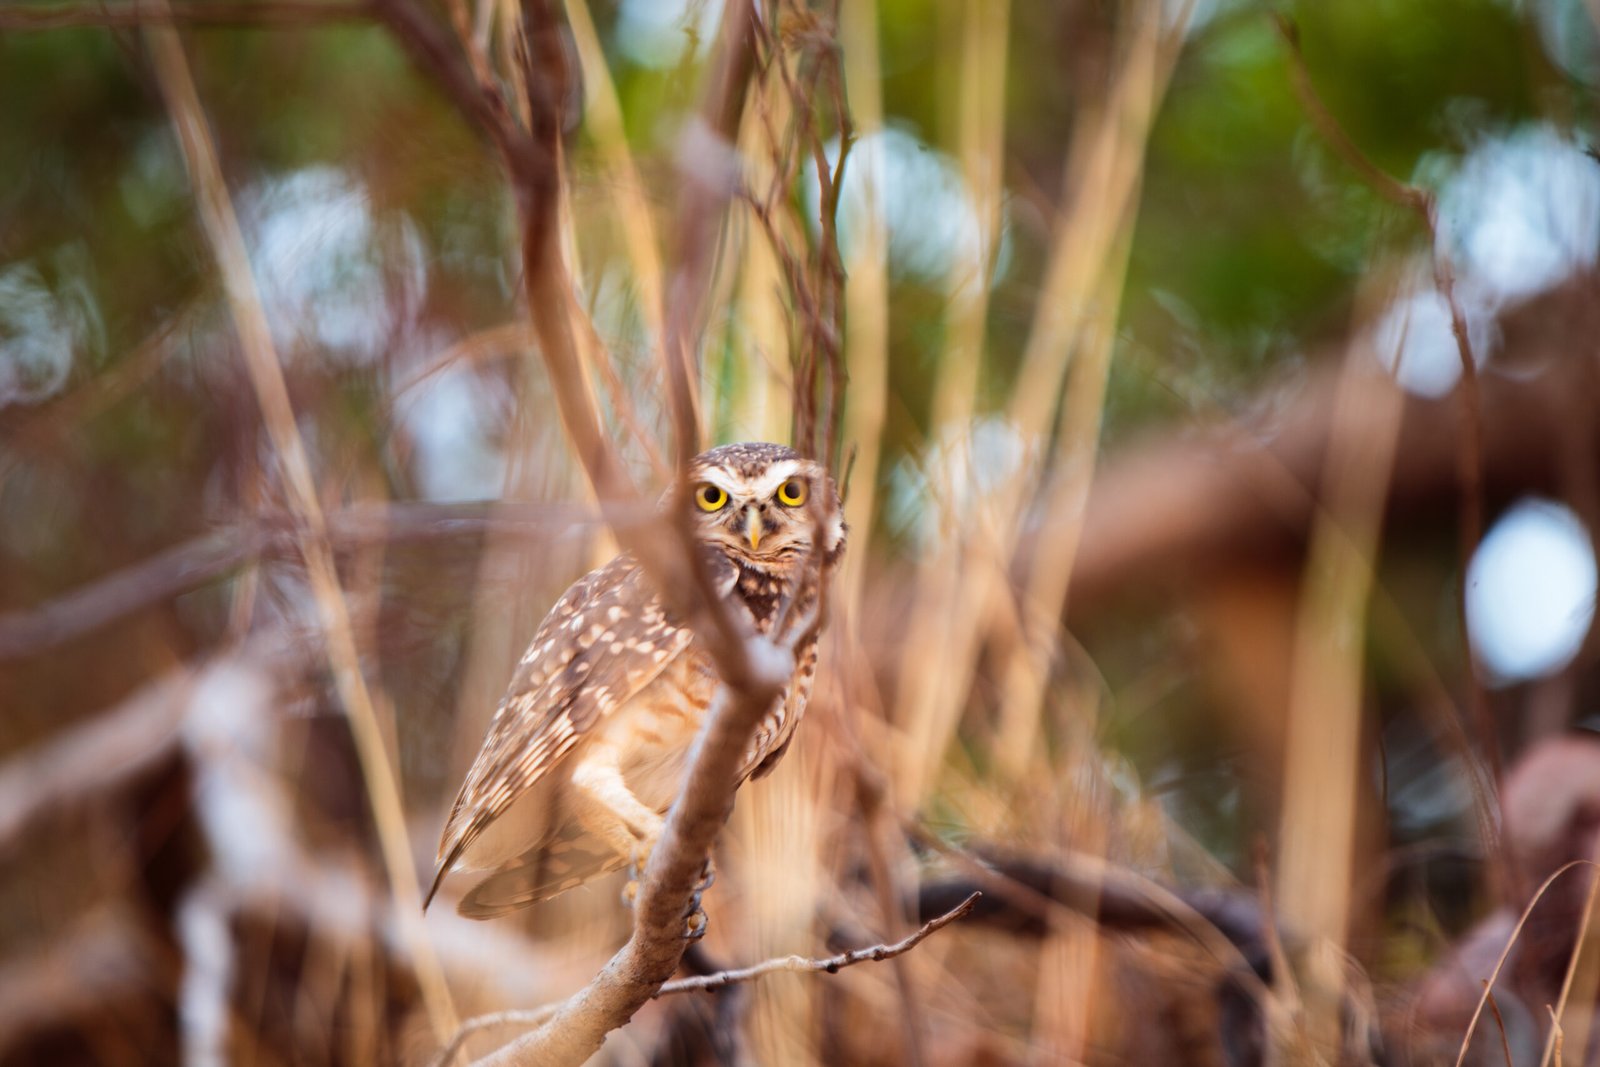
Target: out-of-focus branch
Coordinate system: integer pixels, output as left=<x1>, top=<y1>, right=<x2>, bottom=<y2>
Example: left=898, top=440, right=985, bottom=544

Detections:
left=506, top=0, right=632, bottom=502
left=741, top=4, right=850, bottom=466
left=0, top=529, right=259, bottom=661
left=1276, top=280, right=1404, bottom=1054
left=0, top=668, right=192, bottom=850
left=1055, top=278, right=1600, bottom=614
left=372, top=0, right=547, bottom=189
left=907, top=828, right=1274, bottom=986
left=0, top=501, right=619, bottom=662
left=0, top=0, right=371, bottom=30
left=431, top=892, right=980, bottom=1067
left=1272, top=18, right=1427, bottom=217
left=559, top=0, right=670, bottom=452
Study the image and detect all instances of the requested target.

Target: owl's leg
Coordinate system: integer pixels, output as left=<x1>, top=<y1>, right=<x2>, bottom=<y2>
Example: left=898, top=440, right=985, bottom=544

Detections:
left=567, top=750, right=664, bottom=859
left=568, top=751, right=712, bottom=939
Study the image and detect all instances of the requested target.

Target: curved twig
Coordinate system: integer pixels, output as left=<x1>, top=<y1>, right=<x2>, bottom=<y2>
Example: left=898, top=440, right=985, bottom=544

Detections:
left=1455, top=861, right=1600, bottom=1067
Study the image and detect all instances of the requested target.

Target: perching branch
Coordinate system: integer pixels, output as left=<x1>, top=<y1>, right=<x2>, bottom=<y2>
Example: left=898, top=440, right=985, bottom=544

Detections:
left=430, top=893, right=981, bottom=1067
left=369, top=2, right=826, bottom=1063
left=467, top=597, right=821, bottom=1066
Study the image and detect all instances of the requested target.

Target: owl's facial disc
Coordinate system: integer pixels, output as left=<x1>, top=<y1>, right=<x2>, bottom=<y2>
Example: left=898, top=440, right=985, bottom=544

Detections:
left=687, top=463, right=824, bottom=567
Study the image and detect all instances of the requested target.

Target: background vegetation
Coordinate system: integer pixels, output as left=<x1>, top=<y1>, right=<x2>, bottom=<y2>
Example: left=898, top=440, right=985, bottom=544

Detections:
left=3, top=0, right=1600, bottom=1063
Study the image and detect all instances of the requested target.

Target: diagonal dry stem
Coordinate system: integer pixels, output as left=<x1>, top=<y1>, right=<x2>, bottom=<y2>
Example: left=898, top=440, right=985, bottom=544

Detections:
left=1539, top=853, right=1600, bottom=1066
left=833, top=0, right=888, bottom=620
left=142, top=10, right=457, bottom=1038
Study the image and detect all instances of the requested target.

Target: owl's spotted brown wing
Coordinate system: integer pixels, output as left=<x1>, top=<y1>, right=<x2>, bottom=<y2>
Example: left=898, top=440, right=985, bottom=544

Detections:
left=426, top=553, right=693, bottom=907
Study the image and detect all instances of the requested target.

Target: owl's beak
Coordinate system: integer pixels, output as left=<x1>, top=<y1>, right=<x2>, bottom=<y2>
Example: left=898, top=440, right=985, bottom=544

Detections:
left=744, top=506, right=762, bottom=551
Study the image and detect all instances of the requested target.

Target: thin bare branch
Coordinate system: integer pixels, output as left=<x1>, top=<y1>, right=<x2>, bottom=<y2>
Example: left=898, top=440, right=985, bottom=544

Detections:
left=429, top=893, right=980, bottom=1067
left=1271, top=16, right=1428, bottom=216
left=371, top=0, right=545, bottom=187
left=671, top=892, right=979, bottom=988
left=1538, top=861, right=1600, bottom=1067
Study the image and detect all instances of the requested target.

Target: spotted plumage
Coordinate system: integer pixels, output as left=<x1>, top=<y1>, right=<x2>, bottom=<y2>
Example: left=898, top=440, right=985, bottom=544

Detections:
left=427, top=443, right=846, bottom=920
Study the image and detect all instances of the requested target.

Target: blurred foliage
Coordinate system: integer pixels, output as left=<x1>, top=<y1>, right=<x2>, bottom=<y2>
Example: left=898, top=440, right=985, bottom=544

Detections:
left=4, top=5, right=1600, bottom=1059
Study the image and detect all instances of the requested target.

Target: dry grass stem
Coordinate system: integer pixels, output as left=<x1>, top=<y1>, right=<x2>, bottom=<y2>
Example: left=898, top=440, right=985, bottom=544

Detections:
left=141, top=9, right=458, bottom=1038
left=1456, top=862, right=1600, bottom=1067
left=834, top=0, right=889, bottom=619
left=1274, top=279, right=1406, bottom=1054
left=1539, top=860, right=1600, bottom=1066
left=561, top=0, right=669, bottom=364
left=894, top=0, right=1190, bottom=812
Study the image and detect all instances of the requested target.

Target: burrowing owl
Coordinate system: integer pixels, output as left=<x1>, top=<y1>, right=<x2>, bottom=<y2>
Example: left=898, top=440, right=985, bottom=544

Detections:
left=426, top=442, right=846, bottom=920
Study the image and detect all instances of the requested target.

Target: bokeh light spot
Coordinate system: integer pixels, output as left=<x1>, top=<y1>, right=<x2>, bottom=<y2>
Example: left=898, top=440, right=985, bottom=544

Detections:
left=1467, top=498, right=1597, bottom=684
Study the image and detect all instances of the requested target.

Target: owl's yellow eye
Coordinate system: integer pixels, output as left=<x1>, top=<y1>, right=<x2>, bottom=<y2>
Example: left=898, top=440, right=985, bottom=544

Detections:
left=776, top=478, right=808, bottom=507
left=695, top=483, right=728, bottom=512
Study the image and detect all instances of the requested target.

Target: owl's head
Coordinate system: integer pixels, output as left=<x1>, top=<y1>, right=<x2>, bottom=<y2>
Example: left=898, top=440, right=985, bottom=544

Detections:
left=681, top=442, right=846, bottom=571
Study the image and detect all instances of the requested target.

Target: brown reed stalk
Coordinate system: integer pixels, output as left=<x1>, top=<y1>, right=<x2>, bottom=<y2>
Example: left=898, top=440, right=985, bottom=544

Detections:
left=893, top=0, right=1191, bottom=814
left=141, top=8, right=459, bottom=1038
left=1274, top=276, right=1408, bottom=1056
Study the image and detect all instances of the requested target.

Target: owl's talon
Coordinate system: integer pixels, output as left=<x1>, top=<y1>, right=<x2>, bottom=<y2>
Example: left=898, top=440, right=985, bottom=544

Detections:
left=695, top=857, right=716, bottom=893
left=622, top=843, right=651, bottom=910
left=628, top=841, right=655, bottom=881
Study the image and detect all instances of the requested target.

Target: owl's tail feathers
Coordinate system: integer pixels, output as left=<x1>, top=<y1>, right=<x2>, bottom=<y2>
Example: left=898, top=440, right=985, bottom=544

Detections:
left=455, top=834, right=628, bottom=920
left=422, top=857, right=453, bottom=914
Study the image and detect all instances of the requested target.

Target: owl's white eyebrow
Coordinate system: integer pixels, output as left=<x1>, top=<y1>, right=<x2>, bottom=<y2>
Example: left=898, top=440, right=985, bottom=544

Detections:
left=694, top=473, right=738, bottom=496
left=747, top=460, right=802, bottom=498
